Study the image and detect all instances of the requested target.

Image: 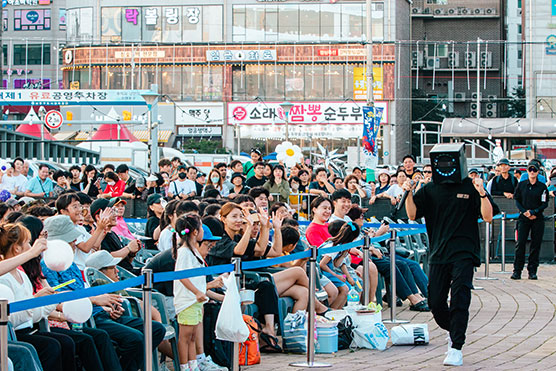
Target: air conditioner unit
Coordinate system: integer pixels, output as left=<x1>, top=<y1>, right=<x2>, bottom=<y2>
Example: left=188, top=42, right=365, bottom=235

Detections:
left=425, top=57, right=440, bottom=69
left=422, top=8, right=432, bottom=14
left=412, top=51, right=424, bottom=68
left=486, top=103, right=497, bottom=117
left=464, top=51, right=477, bottom=68
left=470, top=102, right=479, bottom=118
left=459, top=8, right=470, bottom=15
left=448, top=51, right=460, bottom=68
left=471, top=92, right=482, bottom=100
left=473, top=8, right=485, bottom=15
left=434, top=8, right=444, bottom=15
left=487, top=95, right=497, bottom=102
left=480, top=51, right=493, bottom=68
left=412, top=7, right=422, bottom=14
left=454, top=92, right=466, bottom=102
left=447, top=8, right=457, bottom=15
left=485, top=8, right=496, bottom=15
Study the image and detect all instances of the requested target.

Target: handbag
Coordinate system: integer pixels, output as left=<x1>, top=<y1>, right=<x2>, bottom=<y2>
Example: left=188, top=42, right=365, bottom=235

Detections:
left=336, top=315, right=355, bottom=350
left=215, top=275, right=250, bottom=343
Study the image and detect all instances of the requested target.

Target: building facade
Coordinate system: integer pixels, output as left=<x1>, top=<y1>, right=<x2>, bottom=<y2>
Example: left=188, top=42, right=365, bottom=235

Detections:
left=61, top=0, right=412, bottom=164
left=411, top=0, right=504, bottom=120
left=1, top=0, right=67, bottom=117
left=505, top=0, right=523, bottom=96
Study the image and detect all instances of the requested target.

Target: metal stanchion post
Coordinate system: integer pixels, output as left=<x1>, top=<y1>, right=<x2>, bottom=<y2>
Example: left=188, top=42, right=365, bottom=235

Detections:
left=494, top=213, right=511, bottom=274
left=231, top=258, right=242, bottom=371
left=290, top=244, right=331, bottom=368
left=383, top=231, right=409, bottom=324
left=142, top=269, right=153, bottom=371
left=0, top=300, right=8, bottom=371
left=362, top=235, right=371, bottom=305
left=477, top=222, right=497, bottom=280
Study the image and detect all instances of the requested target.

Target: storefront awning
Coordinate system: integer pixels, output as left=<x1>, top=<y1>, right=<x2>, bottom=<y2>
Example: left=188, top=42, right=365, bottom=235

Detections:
left=75, top=131, right=90, bottom=141
left=441, top=118, right=556, bottom=139
left=133, top=130, right=173, bottom=143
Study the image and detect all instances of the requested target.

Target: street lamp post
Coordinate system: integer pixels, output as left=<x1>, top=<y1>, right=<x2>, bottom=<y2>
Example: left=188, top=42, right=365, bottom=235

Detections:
left=141, top=85, right=160, bottom=173
left=279, top=101, right=294, bottom=141
left=38, top=106, right=47, bottom=159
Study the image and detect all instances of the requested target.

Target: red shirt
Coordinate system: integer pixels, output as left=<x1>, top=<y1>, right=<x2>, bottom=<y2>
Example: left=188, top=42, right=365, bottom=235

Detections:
left=306, top=222, right=331, bottom=247
left=103, top=180, right=126, bottom=197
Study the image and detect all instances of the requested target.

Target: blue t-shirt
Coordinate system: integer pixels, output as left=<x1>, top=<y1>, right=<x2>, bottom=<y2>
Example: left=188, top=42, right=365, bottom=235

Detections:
left=25, top=177, right=54, bottom=196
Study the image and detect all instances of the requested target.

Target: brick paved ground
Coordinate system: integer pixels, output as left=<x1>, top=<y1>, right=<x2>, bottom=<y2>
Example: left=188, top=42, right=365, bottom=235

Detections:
left=247, top=264, right=556, bottom=371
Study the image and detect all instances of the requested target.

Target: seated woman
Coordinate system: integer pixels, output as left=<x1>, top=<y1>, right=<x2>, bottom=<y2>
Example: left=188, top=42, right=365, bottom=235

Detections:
left=111, top=198, right=135, bottom=243
left=371, top=170, right=392, bottom=205
left=0, top=223, right=77, bottom=371
left=100, top=171, right=125, bottom=199
left=344, top=174, right=367, bottom=205
left=202, top=169, right=229, bottom=198
left=347, top=205, right=430, bottom=311
left=263, top=164, right=290, bottom=206
left=206, top=202, right=281, bottom=351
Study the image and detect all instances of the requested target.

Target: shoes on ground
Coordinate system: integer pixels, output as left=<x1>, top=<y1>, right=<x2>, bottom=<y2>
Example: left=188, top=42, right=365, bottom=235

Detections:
left=510, top=272, right=521, bottom=280
left=443, top=348, right=463, bottom=366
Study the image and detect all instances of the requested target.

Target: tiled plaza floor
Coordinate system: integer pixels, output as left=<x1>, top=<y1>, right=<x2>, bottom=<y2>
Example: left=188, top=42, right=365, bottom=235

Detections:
left=248, top=264, right=556, bottom=371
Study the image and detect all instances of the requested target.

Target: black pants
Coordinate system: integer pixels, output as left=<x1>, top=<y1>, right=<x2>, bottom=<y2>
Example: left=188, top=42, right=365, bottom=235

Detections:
left=15, top=328, right=75, bottom=371
left=94, top=311, right=166, bottom=371
left=371, top=256, right=417, bottom=300
left=514, top=216, right=544, bottom=274
left=51, top=326, right=121, bottom=371
left=428, top=259, right=474, bottom=350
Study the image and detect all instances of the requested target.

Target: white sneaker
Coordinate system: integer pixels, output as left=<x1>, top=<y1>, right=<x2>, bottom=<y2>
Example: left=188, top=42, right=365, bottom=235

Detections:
left=199, top=356, right=228, bottom=371
left=443, top=348, right=463, bottom=366
left=446, top=332, right=452, bottom=353
left=180, top=365, right=191, bottom=371
left=189, top=360, right=201, bottom=371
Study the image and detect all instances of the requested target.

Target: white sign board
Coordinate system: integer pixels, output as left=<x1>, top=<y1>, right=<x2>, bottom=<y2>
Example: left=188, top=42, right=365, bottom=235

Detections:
left=0, top=90, right=151, bottom=106
left=228, top=101, right=388, bottom=125
left=175, top=102, right=224, bottom=125
left=178, top=126, right=222, bottom=137
left=44, top=110, right=63, bottom=129
left=206, top=49, right=277, bottom=62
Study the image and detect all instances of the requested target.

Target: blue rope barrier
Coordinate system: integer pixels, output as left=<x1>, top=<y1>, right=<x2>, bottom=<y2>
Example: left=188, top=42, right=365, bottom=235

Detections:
left=8, top=228, right=430, bottom=313
left=153, top=263, right=235, bottom=284
left=9, top=275, right=145, bottom=314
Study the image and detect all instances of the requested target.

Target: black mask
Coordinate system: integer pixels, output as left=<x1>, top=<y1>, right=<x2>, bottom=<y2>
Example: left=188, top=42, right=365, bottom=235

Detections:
left=178, top=173, right=187, bottom=179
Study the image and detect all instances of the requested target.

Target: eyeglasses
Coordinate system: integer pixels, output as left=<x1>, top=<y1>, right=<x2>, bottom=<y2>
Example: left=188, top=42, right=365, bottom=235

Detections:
left=528, top=167, right=538, bottom=173
left=423, top=171, right=432, bottom=174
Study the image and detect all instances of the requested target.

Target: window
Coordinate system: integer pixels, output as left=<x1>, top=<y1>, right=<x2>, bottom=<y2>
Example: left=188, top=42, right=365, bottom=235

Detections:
left=67, top=8, right=93, bottom=42
left=203, top=6, right=223, bottom=42
left=101, top=7, right=122, bottom=42
left=122, top=8, right=142, bottom=42
left=299, top=5, right=319, bottom=40
left=2, top=10, right=7, bottom=32
left=162, top=7, right=181, bottom=42
left=341, top=4, right=363, bottom=40
left=14, top=9, right=51, bottom=31
left=245, top=6, right=265, bottom=41
left=427, top=44, right=448, bottom=58
left=13, top=43, right=50, bottom=65
left=2, top=45, right=7, bottom=66
left=142, top=7, right=162, bottom=42
left=278, top=5, right=299, bottom=41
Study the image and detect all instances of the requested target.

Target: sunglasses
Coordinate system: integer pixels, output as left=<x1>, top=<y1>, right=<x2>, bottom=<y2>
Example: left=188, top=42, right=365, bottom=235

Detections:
left=423, top=170, right=432, bottom=174
left=528, top=167, right=538, bottom=173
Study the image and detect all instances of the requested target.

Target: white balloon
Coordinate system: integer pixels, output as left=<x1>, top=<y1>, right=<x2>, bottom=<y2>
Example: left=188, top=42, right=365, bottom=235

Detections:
left=62, top=298, right=93, bottom=323
left=0, top=284, right=14, bottom=302
left=44, top=240, right=74, bottom=272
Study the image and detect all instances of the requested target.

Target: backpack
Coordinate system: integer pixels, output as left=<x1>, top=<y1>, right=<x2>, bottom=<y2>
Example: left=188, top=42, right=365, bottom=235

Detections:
left=203, top=302, right=233, bottom=368
left=239, top=314, right=261, bottom=366
left=337, top=315, right=355, bottom=350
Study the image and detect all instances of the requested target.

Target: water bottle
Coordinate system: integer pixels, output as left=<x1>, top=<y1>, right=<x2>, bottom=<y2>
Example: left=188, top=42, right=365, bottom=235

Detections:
left=347, top=286, right=360, bottom=307
left=71, top=322, right=83, bottom=332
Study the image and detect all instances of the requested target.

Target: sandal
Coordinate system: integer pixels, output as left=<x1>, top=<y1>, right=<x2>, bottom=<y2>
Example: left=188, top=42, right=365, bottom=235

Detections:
left=259, top=332, right=282, bottom=353
left=409, top=300, right=430, bottom=312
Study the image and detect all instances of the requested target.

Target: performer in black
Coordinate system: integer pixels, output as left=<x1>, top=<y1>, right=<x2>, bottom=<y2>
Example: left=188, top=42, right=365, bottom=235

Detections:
left=512, top=159, right=549, bottom=280
left=404, top=144, right=495, bottom=367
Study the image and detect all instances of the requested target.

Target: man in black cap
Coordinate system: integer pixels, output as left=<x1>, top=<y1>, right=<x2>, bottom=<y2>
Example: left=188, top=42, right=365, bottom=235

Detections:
left=402, top=154, right=417, bottom=178
left=490, top=158, right=517, bottom=198
left=512, top=159, right=549, bottom=280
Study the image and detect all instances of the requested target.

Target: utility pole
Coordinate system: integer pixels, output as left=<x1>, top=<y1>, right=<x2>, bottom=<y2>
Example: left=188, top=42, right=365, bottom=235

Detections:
left=476, top=38, right=481, bottom=121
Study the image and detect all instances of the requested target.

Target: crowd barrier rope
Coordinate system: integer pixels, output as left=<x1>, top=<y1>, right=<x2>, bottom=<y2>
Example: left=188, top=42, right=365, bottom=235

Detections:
left=1, top=227, right=427, bottom=370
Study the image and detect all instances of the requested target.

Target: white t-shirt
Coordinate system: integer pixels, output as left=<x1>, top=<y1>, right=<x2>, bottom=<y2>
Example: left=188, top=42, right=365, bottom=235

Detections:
left=74, top=224, right=93, bottom=270
left=173, top=246, right=207, bottom=314
left=1, top=174, right=28, bottom=193
left=386, top=184, right=404, bottom=199
left=0, top=270, right=56, bottom=330
left=329, top=214, right=352, bottom=223
left=158, top=227, right=174, bottom=252
left=168, top=179, right=197, bottom=197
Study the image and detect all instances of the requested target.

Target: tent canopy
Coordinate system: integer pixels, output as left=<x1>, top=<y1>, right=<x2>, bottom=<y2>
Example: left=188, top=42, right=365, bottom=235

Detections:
left=441, top=118, right=556, bottom=139
left=16, top=124, right=55, bottom=140
left=90, top=124, right=138, bottom=142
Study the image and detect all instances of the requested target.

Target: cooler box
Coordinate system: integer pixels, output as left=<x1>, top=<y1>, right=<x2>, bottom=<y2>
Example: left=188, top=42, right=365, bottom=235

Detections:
left=315, top=326, right=338, bottom=354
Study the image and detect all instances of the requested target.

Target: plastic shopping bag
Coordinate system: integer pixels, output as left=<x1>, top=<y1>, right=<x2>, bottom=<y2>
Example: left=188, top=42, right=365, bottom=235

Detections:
left=351, top=322, right=390, bottom=351
left=215, top=275, right=250, bottom=343
left=391, top=324, right=429, bottom=345
left=282, top=310, right=308, bottom=353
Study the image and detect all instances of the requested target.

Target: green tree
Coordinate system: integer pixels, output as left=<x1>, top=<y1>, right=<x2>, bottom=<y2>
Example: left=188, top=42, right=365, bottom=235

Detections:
left=503, top=87, right=526, bottom=118
left=179, top=139, right=230, bottom=154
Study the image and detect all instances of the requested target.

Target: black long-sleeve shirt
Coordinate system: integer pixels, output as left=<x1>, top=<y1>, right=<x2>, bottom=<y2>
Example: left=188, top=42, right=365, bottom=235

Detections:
left=490, top=174, right=518, bottom=196
left=514, top=179, right=549, bottom=217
